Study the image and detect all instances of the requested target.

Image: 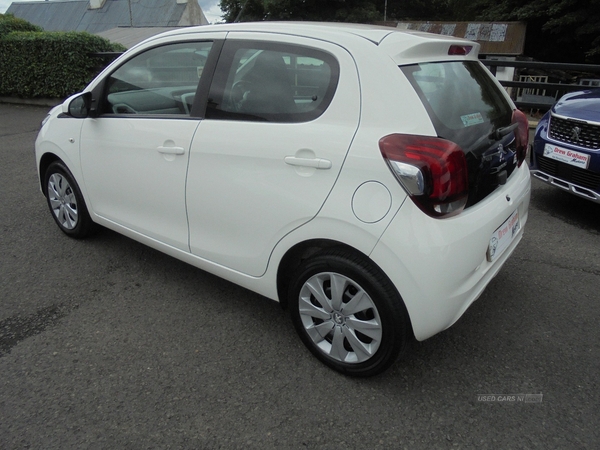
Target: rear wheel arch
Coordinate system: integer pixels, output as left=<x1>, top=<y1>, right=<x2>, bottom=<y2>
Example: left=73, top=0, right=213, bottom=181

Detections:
left=277, top=240, right=357, bottom=309
left=287, top=246, right=414, bottom=376
left=277, top=241, right=414, bottom=336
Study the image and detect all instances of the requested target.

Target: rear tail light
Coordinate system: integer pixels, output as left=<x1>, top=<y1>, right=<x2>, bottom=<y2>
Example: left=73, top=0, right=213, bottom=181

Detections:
left=379, top=134, right=468, bottom=218
left=512, top=109, right=529, bottom=167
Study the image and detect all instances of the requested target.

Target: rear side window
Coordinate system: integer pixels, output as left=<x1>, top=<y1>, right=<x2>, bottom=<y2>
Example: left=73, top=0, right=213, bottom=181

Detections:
left=206, top=41, right=339, bottom=123
left=401, top=61, right=513, bottom=153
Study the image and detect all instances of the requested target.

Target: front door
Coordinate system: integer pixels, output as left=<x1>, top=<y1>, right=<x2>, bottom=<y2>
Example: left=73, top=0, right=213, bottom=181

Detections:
left=80, top=40, right=215, bottom=251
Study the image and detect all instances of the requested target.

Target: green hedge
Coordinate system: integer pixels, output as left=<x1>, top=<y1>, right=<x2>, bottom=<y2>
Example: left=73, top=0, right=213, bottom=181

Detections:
left=0, top=13, right=42, bottom=35
left=0, top=30, right=125, bottom=99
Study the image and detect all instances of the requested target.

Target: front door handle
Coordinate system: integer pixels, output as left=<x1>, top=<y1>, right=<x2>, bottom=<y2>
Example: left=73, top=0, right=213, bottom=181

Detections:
left=284, top=156, right=332, bottom=169
left=158, top=146, right=185, bottom=155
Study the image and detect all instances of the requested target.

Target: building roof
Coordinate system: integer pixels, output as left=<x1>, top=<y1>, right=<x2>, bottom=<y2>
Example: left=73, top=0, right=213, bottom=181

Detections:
left=6, top=0, right=207, bottom=34
left=96, top=26, right=178, bottom=48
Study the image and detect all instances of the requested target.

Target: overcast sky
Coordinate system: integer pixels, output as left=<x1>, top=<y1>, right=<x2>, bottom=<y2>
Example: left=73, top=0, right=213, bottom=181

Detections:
left=0, top=0, right=224, bottom=23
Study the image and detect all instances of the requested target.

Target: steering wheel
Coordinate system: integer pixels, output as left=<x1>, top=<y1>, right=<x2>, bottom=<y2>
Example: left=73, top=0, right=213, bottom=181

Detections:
left=229, top=80, right=252, bottom=111
left=112, top=103, right=137, bottom=114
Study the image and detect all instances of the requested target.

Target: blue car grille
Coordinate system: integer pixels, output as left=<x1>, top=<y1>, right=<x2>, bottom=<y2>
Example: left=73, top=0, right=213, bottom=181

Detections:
left=538, top=155, right=600, bottom=189
left=549, top=116, right=600, bottom=149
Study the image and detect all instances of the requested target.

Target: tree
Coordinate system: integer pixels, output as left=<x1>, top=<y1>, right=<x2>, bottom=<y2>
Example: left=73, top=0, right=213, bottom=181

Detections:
left=472, top=0, right=600, bottom=63
left=219, top=0, right=380, bottom=23
left=219, top=0, right=265, bottom=22
left=380, top=0, right=452, bottom=21
left=382, top=0, right=600, bottom=63
left=219, top=0, right=600, bottom=63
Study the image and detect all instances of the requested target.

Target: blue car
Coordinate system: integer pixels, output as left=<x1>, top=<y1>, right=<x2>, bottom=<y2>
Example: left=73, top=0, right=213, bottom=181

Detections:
left=531, top=89, right=600, bottom=203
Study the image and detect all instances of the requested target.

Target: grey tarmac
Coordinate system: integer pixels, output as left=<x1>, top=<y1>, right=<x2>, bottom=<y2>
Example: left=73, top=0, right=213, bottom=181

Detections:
left=1, top=103, right=598, bottom=449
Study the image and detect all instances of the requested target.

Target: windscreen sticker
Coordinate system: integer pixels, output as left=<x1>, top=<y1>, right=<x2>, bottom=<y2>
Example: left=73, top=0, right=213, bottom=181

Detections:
left=461, top=112, right=485, bottom=127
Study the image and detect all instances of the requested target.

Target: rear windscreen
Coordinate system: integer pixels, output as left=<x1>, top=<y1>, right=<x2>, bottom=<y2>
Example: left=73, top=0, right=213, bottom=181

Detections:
left=401, top=61, right=513, bottom=154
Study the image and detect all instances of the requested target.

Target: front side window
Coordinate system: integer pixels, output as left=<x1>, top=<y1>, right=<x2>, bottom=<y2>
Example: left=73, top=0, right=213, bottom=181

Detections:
left=102, top=41, right=213, bottom=116
left=206, top=41, right=339, bottom=123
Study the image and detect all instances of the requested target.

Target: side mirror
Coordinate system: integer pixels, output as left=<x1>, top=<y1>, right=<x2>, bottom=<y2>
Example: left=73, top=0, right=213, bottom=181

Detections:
left=66, top=93, right=92, bottom=118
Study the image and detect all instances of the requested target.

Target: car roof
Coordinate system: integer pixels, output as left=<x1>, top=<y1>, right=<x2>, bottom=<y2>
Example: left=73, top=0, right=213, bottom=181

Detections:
left=161, top=22, right=399, bottom=44
left=141, top=21, right=481, bottom=63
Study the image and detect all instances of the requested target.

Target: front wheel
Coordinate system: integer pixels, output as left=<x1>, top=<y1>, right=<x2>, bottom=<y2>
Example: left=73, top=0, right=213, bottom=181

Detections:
left=44, top=161, right=95, bottom=238
left=288, top=249, right=411, bottom=377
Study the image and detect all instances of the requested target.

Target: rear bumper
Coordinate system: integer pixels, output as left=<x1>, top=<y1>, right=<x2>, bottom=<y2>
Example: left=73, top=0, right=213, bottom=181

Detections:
left=370, top=164, right=531, bottom=341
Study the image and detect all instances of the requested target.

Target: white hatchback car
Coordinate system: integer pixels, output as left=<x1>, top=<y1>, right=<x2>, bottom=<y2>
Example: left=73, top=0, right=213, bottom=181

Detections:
left=36, top=22, right=531, bottom=376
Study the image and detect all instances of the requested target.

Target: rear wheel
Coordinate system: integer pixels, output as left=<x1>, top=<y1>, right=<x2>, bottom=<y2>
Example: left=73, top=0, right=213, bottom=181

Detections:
left=289, top=249, right=410, bottom=377
left=44, top=161, right=95, bottom=238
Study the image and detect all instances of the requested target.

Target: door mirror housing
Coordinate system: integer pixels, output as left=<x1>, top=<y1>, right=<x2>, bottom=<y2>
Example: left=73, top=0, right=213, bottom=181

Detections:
left=64, top=92, right=92, bottom=118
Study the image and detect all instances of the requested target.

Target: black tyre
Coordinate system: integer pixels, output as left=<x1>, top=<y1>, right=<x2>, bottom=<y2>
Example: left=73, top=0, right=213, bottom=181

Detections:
left=288, top=248, right=411, bottom=377
left=44, top=161, right=95, bottom=238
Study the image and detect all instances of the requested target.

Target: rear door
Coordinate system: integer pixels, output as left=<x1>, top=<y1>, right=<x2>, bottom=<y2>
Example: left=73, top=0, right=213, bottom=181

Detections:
left=186, top=34, right=361, bottom=276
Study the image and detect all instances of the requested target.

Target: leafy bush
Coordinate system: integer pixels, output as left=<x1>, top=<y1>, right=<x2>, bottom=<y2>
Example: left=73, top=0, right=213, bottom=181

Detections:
left=0, top=22, right=124, bottom=98
left=0, top=13, right=42, bottom=36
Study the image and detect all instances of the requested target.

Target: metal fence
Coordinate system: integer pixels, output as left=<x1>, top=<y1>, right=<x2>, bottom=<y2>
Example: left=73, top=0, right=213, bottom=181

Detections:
left=481, top=60, right=600, bottom=110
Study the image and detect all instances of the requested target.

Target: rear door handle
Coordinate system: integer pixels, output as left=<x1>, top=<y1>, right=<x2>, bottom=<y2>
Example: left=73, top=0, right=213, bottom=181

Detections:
left=158, top=146, right=185, bottom=155
left=284, top=156, right=332, bottom=169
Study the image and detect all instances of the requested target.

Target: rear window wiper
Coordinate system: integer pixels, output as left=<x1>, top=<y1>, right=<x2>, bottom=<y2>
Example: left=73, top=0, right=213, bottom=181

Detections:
left=490, top=122, right=518, bottom=141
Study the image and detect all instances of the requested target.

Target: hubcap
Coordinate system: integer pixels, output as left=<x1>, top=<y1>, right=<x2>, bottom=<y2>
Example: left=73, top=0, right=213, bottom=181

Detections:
left=47, top=173, right=78, bottom=230
left=298, top=272, right=382, bottom=364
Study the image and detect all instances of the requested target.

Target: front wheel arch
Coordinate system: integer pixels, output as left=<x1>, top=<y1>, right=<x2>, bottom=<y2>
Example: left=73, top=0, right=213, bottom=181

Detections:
left=43, top=160, right=96, bottom=238
left=39, top=153, right=61, bottom=195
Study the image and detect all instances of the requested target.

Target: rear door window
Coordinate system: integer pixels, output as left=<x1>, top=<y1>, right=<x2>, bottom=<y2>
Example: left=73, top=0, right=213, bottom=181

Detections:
left=206, top=41, right=339, bottom=123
